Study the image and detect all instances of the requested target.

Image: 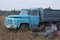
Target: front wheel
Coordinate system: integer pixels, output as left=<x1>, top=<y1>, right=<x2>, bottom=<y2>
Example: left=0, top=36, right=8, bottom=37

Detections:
left=20, top=24, right=30, bottom=32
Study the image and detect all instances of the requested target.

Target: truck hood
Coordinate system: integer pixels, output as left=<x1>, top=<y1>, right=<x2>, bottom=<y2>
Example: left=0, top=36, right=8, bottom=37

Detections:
left=7, top=15, right=29, bottom=18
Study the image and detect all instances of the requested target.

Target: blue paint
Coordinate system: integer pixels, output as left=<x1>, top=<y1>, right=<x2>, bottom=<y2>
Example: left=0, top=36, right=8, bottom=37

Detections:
left=4, top=8, right=40, bottom=30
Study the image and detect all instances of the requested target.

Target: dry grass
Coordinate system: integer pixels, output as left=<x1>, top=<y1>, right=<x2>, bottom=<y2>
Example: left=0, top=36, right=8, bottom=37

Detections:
left=0, top=15, right=58, bottom=40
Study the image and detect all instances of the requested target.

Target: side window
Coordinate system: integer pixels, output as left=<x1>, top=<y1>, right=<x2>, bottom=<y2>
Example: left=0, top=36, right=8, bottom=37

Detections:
left=28, top=9, right=31, bottom=15
left=32, top=10, right=37, bottom=15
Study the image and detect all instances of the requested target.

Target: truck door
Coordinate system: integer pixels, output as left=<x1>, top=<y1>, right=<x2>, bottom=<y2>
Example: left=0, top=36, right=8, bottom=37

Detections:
left=30, top=9, right=40, bottom=26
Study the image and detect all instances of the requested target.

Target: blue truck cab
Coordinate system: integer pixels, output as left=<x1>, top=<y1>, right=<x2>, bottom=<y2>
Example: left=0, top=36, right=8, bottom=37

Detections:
left=5, top=8, right=41, bottom=30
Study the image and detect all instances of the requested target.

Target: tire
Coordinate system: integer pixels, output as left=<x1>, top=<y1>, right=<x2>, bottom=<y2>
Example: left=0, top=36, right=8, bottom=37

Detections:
left=20, top=24, right=29, bottom=32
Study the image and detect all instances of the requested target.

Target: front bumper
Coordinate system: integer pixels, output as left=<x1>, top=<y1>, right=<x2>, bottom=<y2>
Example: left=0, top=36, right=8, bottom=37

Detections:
left=5, top=26, right=18, bottom=31
left=5, top=25, right=17, bottom=29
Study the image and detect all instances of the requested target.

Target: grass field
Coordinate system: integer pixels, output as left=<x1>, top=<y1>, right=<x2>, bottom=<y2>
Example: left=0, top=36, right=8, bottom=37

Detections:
left=0, top=16, right=58, bottom=40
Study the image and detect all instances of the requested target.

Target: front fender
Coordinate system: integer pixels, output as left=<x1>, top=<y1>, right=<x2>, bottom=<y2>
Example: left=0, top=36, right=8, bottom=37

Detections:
left=16, top=18, right=30, bottom=28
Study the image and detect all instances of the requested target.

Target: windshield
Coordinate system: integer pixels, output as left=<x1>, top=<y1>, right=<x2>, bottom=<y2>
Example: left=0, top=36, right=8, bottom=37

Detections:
left=20, top=10, right=28, bottom=15
left=20, top=9, right=31, bottom=15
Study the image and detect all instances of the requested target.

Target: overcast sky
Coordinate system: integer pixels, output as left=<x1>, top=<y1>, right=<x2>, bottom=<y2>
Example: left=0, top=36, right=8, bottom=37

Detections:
left=0, top=0, right=60, bottom=10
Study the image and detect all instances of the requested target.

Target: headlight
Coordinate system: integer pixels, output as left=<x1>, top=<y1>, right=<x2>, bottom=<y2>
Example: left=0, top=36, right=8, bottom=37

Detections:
left=6, top=26, right=10, bottom=28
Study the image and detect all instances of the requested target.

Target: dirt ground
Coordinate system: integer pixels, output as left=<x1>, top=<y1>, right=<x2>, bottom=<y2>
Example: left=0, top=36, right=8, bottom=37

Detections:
left=0, top=16, right=58, bottom=40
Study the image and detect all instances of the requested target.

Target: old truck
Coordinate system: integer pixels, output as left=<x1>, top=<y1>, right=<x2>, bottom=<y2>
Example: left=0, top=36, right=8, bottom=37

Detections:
left=4, top=8, right=60, bottom=31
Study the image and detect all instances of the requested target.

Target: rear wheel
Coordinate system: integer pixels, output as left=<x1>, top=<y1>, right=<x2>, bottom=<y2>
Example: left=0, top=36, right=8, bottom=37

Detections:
left=38, top=23, right=46, bottom=32
left=20, top=23, right=29, bottom=32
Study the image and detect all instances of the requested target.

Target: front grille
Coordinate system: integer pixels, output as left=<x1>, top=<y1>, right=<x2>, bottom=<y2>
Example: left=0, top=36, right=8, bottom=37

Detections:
left=6, top=19, right=12, bottom=25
